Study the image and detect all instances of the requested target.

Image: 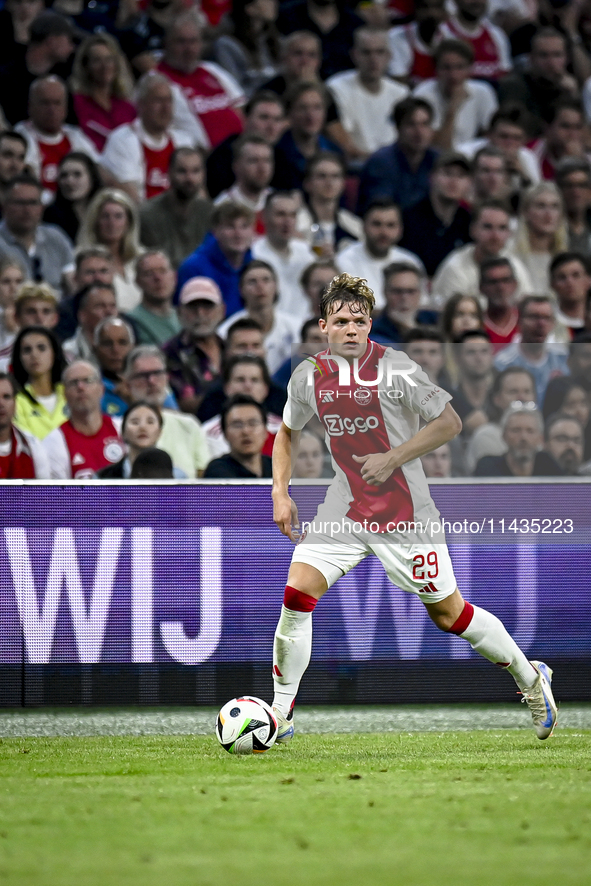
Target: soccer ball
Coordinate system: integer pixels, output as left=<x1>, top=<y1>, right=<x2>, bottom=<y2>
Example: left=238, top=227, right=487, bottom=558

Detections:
left=216, top=696, right=278, bottom=755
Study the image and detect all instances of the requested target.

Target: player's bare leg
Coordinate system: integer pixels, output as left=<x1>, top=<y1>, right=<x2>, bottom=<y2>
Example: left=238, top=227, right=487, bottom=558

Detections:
left=424, top=588, right=557, bottom=739
left=272, top=563, right=327, bottom=742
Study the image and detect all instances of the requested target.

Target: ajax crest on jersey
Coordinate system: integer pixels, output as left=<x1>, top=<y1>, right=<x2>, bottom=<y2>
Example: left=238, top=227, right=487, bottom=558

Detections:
left=353, top=387, right=372, bottom=405
left=216, top=696, right=278, bottom=755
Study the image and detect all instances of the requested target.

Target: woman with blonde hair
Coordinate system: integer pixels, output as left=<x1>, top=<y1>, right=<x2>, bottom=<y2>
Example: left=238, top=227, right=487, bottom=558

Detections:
left=512, top=182, right=569, bottom=295
left=77, top=188, right=143, bottom=312
left=71, top=33, right=136, bottom=152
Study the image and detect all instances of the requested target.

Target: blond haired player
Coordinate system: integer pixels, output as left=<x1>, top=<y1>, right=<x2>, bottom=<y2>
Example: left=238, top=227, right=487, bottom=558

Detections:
left=271, top=273, right=557, bottom=741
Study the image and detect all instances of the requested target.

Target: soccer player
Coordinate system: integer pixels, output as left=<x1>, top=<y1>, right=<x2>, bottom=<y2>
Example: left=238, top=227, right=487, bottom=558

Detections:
left=270, top=273, right=557, bottom=742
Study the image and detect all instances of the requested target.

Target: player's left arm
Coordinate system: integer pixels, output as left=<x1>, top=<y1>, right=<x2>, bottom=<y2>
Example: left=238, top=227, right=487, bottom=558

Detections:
left=353, top=403, right=462, bottom=486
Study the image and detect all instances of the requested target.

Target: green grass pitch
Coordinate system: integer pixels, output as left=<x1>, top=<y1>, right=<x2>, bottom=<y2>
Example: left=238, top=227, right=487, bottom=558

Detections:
left=0, top=710, right=590, bottom=886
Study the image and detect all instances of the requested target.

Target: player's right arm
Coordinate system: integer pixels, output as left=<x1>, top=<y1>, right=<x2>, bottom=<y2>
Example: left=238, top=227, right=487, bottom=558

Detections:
left=272, top=422, right=301, bottom=542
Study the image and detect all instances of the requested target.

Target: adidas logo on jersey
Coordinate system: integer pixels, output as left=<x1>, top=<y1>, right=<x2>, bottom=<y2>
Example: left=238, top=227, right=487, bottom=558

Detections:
left=72, top=453, right=85, bottom=466
left=320, top=390, right=334, bottom=402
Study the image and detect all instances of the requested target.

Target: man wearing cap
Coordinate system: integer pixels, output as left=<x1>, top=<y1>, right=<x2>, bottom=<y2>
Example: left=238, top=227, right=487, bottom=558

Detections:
left=162, top=276, right=225, bottom=415
left=400, top=151, right=472, bottom=277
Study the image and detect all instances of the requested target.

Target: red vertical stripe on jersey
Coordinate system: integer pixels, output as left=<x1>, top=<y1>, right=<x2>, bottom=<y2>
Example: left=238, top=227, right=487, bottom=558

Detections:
left=38, top=133, right=72, bottom=194
left=142, top=138, right=175, bottom=198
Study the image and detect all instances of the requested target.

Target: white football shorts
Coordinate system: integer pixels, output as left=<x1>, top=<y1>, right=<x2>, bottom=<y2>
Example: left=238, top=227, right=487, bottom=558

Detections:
left=291, top=526, right=457, bottom=604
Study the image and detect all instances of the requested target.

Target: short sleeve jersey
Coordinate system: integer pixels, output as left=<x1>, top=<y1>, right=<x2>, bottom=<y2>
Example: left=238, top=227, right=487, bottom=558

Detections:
left=283, top=340, right=451, bottom=531
left=59, top=416, right=124, bottom=479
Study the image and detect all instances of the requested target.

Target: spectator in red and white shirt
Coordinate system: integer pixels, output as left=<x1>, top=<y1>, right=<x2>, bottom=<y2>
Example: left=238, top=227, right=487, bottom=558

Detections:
left=43, top=359, right=124, bottom=479
left=16, top=76, right=99, bottom=205
left=71, top=33, right=137, bottom=153
left=0, top=372, right=50, bottom=479
left=439, top=0, right=511, bottom=82
left=158, top=9, right=245, bottom=151
left=100, top=72, right=195, bottom=204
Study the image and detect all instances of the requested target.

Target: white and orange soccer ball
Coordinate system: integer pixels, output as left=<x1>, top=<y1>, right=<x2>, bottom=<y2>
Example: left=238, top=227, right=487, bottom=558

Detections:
left=215, top=696, right=278, bottom=755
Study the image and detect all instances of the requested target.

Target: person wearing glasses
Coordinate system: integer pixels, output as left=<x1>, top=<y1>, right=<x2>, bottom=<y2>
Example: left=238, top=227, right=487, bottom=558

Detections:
left=0, top=175, right=74, bottom=292
left=201, top=354, right=281, bottom=460
left=125, top=345, right=208, bottom=478
left=43, top=359, right=124, bottom=478
left=203, top=393, right=272, bottom=478
left=474, top=401, right=562, bottom=477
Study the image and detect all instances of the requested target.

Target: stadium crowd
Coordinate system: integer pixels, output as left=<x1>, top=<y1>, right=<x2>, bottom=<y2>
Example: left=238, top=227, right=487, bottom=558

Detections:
left=1, top=0, right=591, bottom=481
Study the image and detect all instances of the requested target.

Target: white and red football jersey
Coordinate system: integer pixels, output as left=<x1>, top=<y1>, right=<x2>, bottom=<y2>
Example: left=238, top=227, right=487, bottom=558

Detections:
left=157, top=60, right=244, bottom=149
left=100, top=120, right=193, bottom=200
left=284, top=340, right=451, bottom=532
left=44, top=415, right=124, bottom=479
left=439, top=16, right=511, bottom=81
left=15, top=121, right=99, bottom=204
left=388, top=23, right=438, bottom=86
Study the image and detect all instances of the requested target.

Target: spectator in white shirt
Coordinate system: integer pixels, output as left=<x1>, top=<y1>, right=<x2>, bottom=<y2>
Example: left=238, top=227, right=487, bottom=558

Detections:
left=216, top=259, right=301, bottom=374
left=215, top=134, right=274, bottom=220
left=336, top=199, right=424, bottom=309
left=252, top=190, right=315, bottom=319
left=326, top=27, right=409, bottom=160
left=549, top=251, right=591, bottom=339
left=414, top=39, right=497, bottom=151
left=432, top=199, right=533, bottom=304
left=100, top=72, right=193, bottom=203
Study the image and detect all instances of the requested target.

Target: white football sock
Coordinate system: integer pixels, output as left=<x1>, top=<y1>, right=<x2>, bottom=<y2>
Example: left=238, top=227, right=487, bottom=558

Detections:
left=272, top=606, right=312, bottom=715
left=459, top=604, right=537, bottom=690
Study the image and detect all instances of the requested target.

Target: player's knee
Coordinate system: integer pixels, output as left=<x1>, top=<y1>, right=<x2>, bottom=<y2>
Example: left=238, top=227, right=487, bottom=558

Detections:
left=283, top=586, right=318, bottom=612
left=424, top=591, right=469, bottom=633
